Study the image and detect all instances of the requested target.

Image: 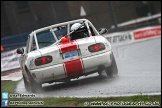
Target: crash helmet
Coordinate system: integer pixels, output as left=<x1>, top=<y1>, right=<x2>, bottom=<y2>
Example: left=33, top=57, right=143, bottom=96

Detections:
left=70, top=23, right=82, bottom=31
left=70, top=23, right=88, bottom=40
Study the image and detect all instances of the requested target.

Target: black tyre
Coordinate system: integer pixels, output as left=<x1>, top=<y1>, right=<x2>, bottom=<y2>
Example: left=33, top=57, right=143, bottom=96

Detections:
left=22, top=73, right=30, bottom=91
left=25, top=67, right=42, bottom=93
left=29, top=74, right=42, bottom=93
left=98, top=65, right=106, bottom=77
left=106, top=53, right=118, bottom=77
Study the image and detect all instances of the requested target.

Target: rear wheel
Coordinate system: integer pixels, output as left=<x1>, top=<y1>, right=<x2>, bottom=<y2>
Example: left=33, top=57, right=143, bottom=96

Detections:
left=25, top=67, right=42, bottom=93
left=106, top=53, right=118, bottom=77
left=22, top=73, right=30, bottom=91
left=29, top=74, right=42, bottom=93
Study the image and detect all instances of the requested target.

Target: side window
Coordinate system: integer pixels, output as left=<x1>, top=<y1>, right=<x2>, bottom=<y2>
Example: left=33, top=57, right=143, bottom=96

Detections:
left=88, top=23, right=96, bottom=36
left=89, top=26, right=95, bottom=36
left=30, top=36, right=37, bottom=52
left=25, top=36, right=30, bottom=53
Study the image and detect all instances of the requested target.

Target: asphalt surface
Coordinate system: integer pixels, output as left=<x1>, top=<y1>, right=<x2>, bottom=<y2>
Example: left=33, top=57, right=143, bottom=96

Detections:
left=15, top=37, right=161, bottom=97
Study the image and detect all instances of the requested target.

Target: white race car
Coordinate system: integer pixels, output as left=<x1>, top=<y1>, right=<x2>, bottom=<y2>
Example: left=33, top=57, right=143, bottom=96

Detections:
left=17, top=19, right=118, bottom=92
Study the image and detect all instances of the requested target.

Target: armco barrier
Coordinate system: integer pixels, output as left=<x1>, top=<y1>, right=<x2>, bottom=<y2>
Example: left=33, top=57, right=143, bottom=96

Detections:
left=1, top=26, right=161, bottom=72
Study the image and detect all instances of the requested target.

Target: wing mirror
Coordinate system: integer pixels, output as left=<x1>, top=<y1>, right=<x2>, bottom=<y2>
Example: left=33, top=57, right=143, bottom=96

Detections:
left=98, top=28, right=108, bottom=35
left=17, top=48, right=24, bottom=54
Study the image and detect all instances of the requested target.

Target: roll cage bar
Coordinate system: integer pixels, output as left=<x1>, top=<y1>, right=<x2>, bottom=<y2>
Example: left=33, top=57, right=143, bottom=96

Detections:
left=29, top=19, right=100, bottom=49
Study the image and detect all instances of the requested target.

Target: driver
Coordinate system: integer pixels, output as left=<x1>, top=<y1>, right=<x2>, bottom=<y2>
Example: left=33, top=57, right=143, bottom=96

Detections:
left=32, top=43, right=36, bottom=51
left=70, top=23, right=88, bottom=40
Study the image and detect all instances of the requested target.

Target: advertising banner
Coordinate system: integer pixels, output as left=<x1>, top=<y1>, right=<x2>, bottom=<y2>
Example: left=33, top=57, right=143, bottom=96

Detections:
left=104, top=31, right=134, bottom=46
left=1, top=47, right=25, bottom=72
left=133, top=26, right=161, bottom=40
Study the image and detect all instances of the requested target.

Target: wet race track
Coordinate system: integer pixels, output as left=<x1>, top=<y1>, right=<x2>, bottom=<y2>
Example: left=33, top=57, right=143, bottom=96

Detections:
left=16, top=37, right=161, bottom=97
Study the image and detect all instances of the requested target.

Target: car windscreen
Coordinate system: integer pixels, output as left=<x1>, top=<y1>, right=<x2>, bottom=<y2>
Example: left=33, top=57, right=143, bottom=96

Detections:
left=54, top=27, right=67, bottom=40
left=36, top=30, right=56, bottom=49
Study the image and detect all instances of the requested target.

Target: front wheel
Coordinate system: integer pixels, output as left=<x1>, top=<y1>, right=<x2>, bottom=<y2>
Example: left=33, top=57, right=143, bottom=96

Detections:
left=106, top=53, right=118, bottom=77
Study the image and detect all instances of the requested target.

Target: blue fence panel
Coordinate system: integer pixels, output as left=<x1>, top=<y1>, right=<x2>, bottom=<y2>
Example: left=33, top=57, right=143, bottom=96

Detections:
left=1, top=31, right=31, bottom=51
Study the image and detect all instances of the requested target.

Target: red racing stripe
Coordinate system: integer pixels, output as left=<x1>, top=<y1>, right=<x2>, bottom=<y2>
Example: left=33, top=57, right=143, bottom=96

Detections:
left=57, top=44, right=62, bottom=53
left=58, top=40, right=77, bottom=53
left=63, top=63, right=67, bottom=77
left=57, top=41, right=84, bottom=77
left=64, top=59, right=83, bottom=77
left=74, top=40, right=79, bottom=49
left=80, top=58, right=85, bottom=74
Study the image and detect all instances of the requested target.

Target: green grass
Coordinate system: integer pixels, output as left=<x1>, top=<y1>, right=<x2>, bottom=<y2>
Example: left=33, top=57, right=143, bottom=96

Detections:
left=1, top=80, right=19, bottom=94
left=1, top=80, right=161, bottom=107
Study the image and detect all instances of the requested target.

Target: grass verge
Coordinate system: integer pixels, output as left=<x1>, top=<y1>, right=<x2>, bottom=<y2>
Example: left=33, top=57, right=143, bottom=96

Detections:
left=1, top=80, right=161, bottom=107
